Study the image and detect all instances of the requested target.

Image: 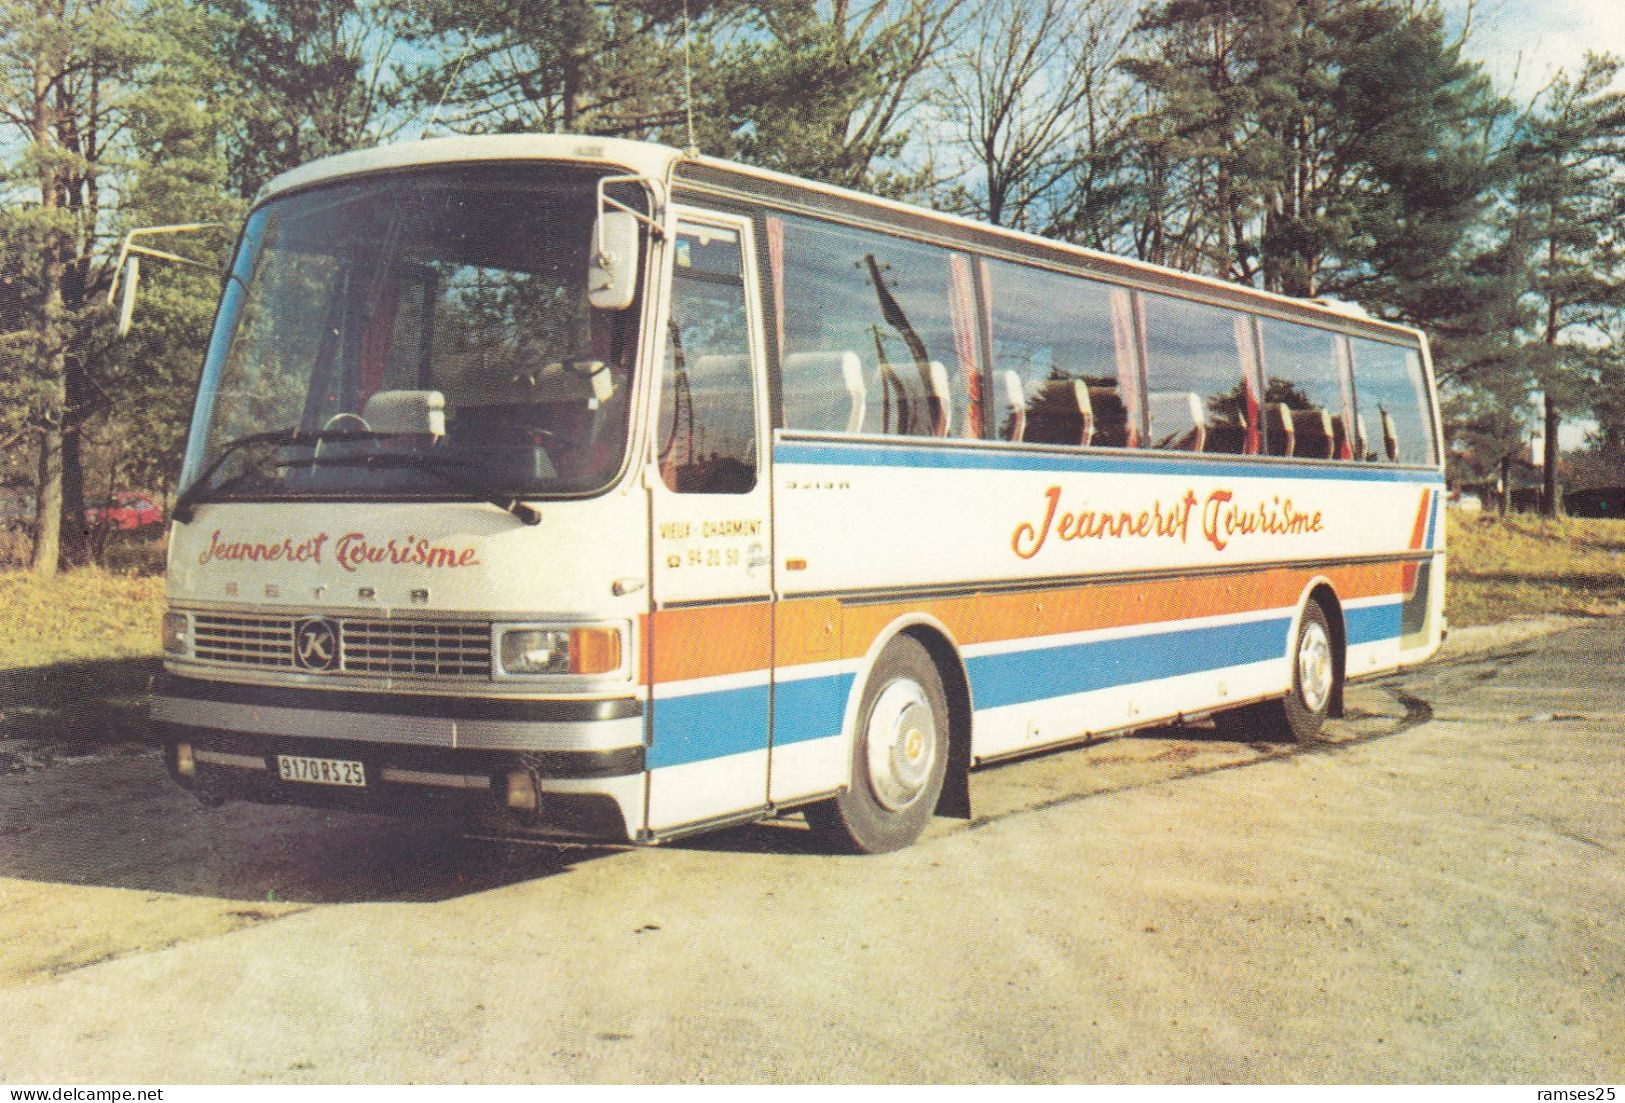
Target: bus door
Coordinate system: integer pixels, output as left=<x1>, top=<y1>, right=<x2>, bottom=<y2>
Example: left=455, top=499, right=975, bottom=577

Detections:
left=645, top=211, right=775, bottom=834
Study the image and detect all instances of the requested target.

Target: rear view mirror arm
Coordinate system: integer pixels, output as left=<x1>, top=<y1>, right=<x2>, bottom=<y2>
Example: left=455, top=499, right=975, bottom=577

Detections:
left=594, top=173, right=664, bottom=245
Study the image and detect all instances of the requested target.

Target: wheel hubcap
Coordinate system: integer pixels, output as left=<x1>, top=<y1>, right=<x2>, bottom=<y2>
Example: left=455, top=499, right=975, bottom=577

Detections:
left=1298, top=620, right=1333, bottom=713
left=865, top=679, right=939, bottom=812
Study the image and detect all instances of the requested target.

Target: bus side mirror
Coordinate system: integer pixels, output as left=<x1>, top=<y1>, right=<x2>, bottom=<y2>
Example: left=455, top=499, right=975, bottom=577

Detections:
left=588, top=210, right=639, bottom=311
left=116, top=255, right=140, bottom=337
left=107, top=222, right=230, bottom=337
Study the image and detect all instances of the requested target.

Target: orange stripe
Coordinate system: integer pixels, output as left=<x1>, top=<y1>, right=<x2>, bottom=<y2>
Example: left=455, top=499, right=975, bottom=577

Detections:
left=832, top=561, right=1402, bottom=662
left=775, top=597, right=843, bottom=667
left=643, top=602, right=772, bottom=684
left=1407, top=490, right=1432, bottom=550
left=644, top=560, right=1417, bottom=685
left=1401, top=490, right=1433, bottom=594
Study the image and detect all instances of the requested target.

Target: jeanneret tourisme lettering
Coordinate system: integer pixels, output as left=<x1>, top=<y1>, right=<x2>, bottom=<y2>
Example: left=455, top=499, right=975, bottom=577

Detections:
left=1012, top=485, right=1325, bottom=559
left=197, top=530, right=480, bottom=571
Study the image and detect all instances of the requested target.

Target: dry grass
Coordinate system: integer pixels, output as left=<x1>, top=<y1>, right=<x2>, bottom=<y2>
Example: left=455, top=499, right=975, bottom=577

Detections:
left=0, top=570, right=165, bottom=669
left=0, top=569, right=166, bottom=759
left=1445, top=511, right=1625, bottom=627
left=0, top=527, right=166, bottom=576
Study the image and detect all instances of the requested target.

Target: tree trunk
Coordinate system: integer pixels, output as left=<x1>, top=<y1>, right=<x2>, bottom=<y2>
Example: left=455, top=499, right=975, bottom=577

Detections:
left=29, top=31, right=65, bottom=577
left=58, top=233, right=92, bottom=569
left=59, top=385, right=90, bottom=568
left=1541, top=393, right=1562, bottom=517
left=33, top=425, right=62, bottom=576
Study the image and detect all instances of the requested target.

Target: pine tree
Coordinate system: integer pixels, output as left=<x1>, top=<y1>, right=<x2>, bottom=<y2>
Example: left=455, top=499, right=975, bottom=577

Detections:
left=1119, top=0, right=1502, bottom=310
left=1505, top=53, right=1625, bottom=515
left=0, top=0, right=232, bottom=572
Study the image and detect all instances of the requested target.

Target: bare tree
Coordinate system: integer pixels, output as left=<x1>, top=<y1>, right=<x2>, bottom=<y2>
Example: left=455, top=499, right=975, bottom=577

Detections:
left=936, top=0, right=1130, bottom=231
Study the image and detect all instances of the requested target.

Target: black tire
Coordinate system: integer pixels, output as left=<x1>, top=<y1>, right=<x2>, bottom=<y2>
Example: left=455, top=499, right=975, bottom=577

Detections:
left=805, top=636, right=950, bottom=854
left=1215, top=601, right=1337, bottom=743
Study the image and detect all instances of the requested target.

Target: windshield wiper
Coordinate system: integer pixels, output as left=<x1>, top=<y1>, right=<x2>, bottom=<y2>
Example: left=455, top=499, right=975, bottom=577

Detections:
left=172, top=426, right=390, bottom=523
left=273, top=450, right=542, bottom=525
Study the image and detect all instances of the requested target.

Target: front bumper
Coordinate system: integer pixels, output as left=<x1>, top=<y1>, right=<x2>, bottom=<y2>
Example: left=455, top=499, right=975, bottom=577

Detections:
left=153, top=674, right=645, bottom=840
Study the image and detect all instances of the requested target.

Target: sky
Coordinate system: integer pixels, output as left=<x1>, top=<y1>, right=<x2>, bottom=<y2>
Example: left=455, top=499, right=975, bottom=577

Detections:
left=1444, top=0, right=1625, bottom=98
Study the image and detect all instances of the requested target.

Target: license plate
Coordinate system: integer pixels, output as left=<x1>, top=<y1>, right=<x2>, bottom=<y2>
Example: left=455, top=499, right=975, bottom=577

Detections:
left=277, top=754, right=366, bottom=788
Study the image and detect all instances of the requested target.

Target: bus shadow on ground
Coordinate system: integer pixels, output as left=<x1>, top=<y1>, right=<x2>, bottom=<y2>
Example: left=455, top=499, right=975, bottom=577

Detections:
left=0, top=656, right=162, bottom=764
left=0, top=656, right=630, bottom=904
left=0, top=679, right=1416, bottom=907
left=670, top=815, right=833, bottom=856
left=0, top=748, right=620, bottom=905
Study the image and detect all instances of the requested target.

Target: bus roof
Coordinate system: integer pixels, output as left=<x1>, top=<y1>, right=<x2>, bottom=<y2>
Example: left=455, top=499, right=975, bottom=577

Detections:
left=256, top=133, right=686, bottom=205
left=256, top=133, right=1423, bottom=345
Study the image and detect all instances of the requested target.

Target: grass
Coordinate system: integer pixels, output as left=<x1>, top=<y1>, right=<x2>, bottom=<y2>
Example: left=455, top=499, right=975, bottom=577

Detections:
left=0, top=514, right=1620, bottom=761
left=0, top=571, right=165, bottom=670
left=0, top=569, right=166, bottom=766
left=1444, top=511, right=1625, bottom=627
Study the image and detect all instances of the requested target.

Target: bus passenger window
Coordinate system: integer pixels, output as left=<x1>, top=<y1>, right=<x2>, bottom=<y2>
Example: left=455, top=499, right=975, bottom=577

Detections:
left=984, top=258, right=1137, bottom=448
left=1147, top=391, right=1206, bottom=451
left=782, top=350, right=865, bottom=434
left=1140, top=294, right=1252, bottom=454
left=659, top=224, right=757, bottom=493
left=776, top=215, right=976, bottom=440
left=997, top=370, right=1027, bottom=442
left=1257, top=318, right=1351, bottom=460
left=1350, top=338, right=1434, bottom=465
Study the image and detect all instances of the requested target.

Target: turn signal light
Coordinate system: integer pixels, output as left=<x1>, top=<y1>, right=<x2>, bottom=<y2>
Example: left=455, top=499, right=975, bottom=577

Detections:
left=568, top=626, right=621, bottom=675
left=175, top=742, right=196, bottom=778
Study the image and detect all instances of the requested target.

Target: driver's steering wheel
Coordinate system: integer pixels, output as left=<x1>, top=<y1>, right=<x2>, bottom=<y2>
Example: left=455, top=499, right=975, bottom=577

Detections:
left=315, top=411, right=375, bottom=463
left=323, top=411, right=372, bottom=433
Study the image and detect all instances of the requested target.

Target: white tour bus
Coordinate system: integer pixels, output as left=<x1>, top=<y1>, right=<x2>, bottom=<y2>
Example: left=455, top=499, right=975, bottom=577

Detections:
left=152, top=134, right=1445, bottom=852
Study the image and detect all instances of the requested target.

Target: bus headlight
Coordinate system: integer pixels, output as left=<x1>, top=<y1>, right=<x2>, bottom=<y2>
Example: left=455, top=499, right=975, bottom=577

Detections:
left=495, top=624, right=625, bottom=678
left=163, top=611, right=190, bottom=656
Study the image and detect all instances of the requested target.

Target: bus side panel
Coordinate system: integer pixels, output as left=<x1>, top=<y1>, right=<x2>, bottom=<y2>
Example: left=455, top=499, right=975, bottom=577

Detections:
left=774, top=436, right=1443, bottom=763
left=643, top=602, right=773, bottom=833
left=1346, top=487, right=1444, bottom=675
left=768, top=599, right=856, bottom=806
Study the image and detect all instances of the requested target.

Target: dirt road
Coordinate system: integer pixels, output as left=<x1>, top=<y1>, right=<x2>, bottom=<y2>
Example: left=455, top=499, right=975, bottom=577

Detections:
left=1, top=619, right=1621, bottom=1083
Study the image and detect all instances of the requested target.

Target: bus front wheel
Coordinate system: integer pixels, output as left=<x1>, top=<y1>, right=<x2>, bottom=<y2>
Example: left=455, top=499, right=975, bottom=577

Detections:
left=1220, top=600, right=1336, bottom=743
left=805, top=636, right=949, bottom=854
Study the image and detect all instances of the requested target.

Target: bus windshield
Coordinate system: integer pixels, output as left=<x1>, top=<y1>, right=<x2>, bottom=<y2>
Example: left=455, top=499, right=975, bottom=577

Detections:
left=180, top=164, right=646, bottom=506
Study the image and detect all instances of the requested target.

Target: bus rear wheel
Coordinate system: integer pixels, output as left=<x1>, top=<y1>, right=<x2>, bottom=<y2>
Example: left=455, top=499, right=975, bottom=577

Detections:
left=1218, top=601, right=1336, bottom=743
left=805, top=636, right=949, bottom=854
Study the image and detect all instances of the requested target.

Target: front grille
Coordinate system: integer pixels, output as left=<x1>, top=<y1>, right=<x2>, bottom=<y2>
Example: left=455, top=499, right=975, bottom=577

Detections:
left=193, top=614, right=297, bottom=668
left=341, top=619, right=491, bottom=676
left=189, top=612, right=491, bottom=679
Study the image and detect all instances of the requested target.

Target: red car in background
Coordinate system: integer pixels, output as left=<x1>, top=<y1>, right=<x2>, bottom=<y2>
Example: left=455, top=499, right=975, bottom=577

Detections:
left=85, top=491, right=163, bottom=531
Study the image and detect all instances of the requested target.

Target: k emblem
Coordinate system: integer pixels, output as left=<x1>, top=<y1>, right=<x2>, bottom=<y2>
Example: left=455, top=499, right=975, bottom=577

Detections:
left=294, top=618, right=340, bottom=672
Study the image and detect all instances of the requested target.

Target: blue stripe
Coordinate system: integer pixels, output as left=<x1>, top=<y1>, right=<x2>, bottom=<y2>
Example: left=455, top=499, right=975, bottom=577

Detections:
left=1424, top=491, right=1439, bottom=550
left=649, top=683, right=771, bottom=769
left=773, top=671, right=856, bottom=747
left=967, top=617, right=1293, bottom=711
left=775, top=438, right=1445, bottom=484
left=1346, top=601, right=1403, bottom=646
left=650, top=606, right=1414, bottom=770
left=648, top=674, right=855, bottom=770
